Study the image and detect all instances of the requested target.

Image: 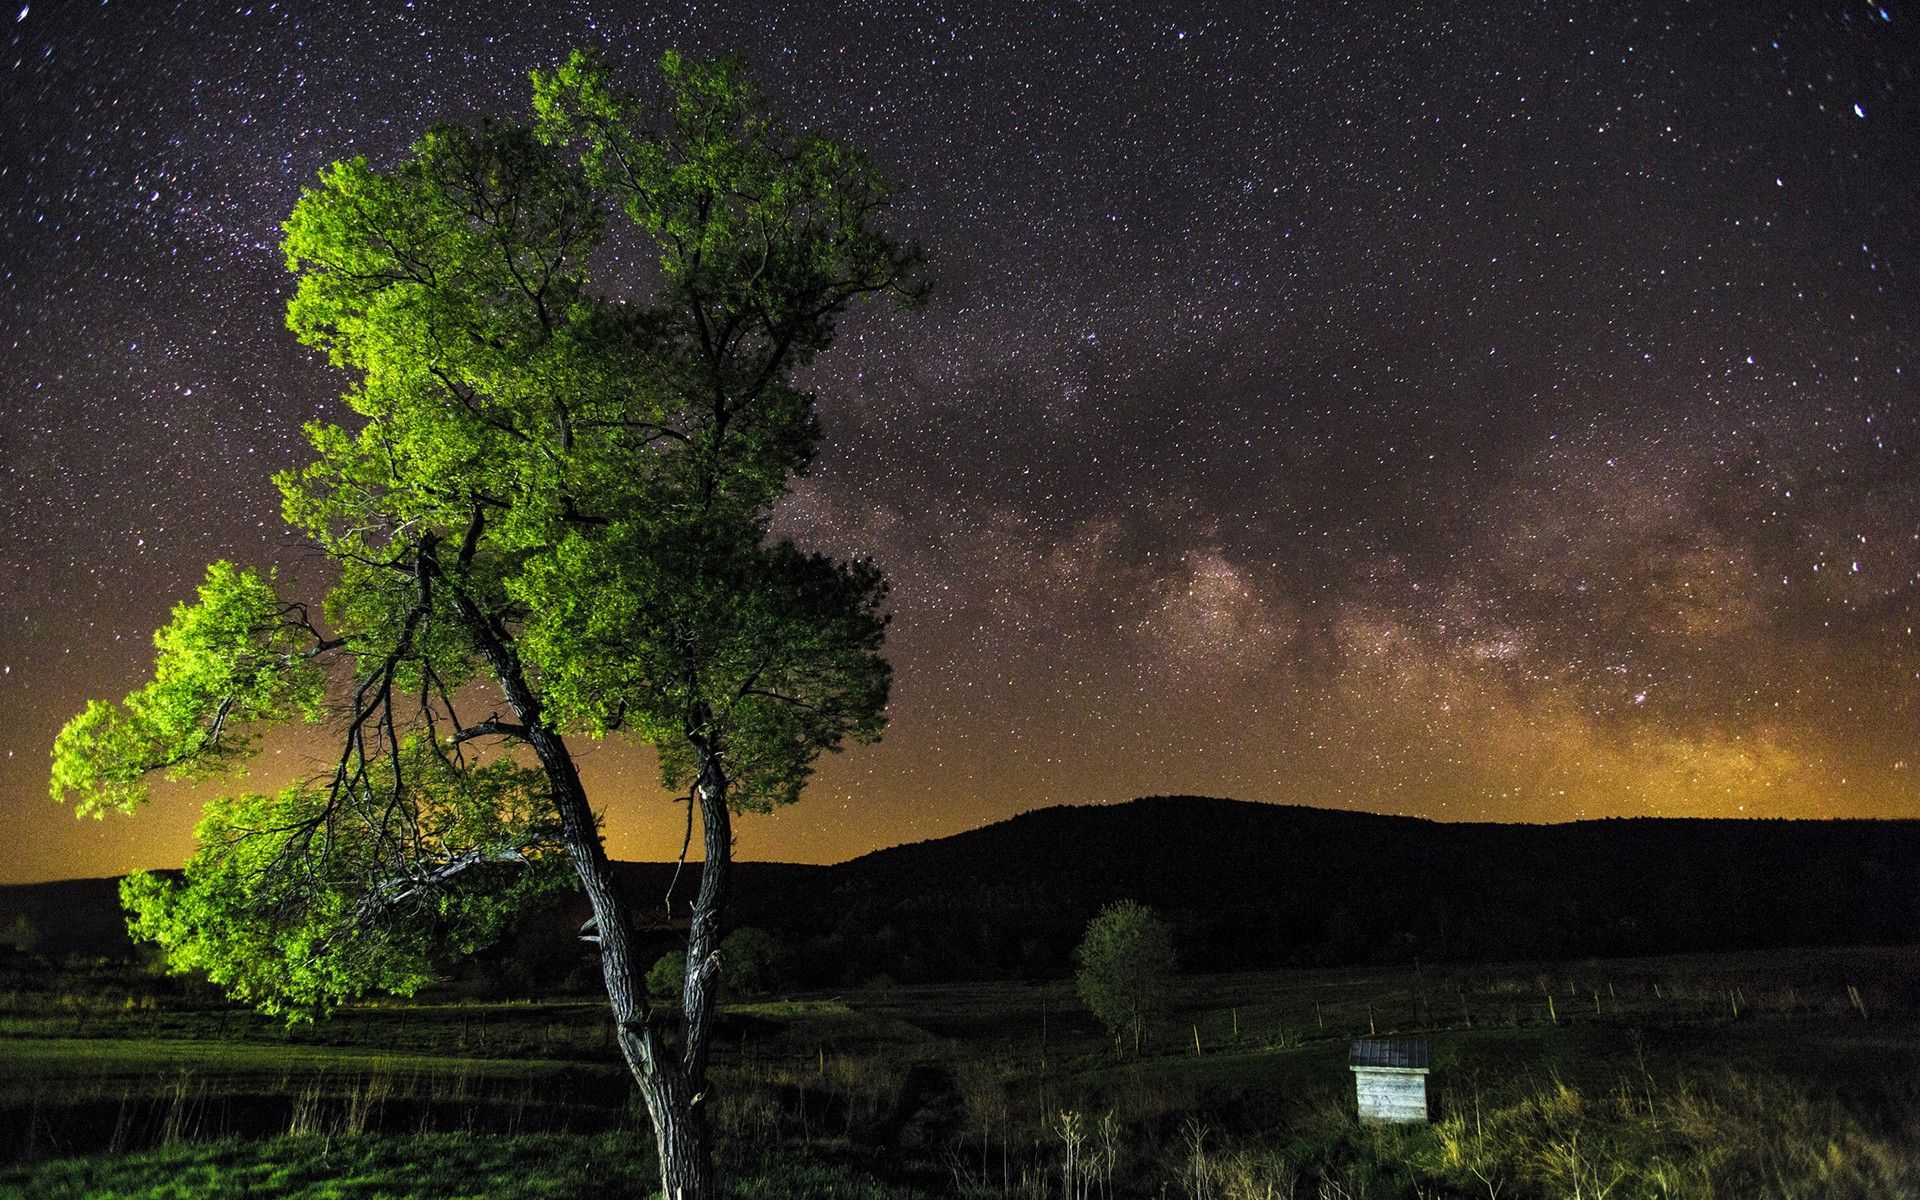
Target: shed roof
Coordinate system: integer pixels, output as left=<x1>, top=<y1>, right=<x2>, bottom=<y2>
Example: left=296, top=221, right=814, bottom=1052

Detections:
left=1348, top=1038, right=1429, bottom=1069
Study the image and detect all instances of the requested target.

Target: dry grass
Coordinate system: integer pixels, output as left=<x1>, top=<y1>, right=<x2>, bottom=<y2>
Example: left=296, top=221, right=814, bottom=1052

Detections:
left=1153, top=1070, right=1920, bottom=1200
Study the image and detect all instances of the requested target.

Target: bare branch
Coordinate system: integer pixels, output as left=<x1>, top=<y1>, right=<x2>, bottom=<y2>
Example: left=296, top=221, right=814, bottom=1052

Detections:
left=452, top=718, right=531, bottom=745
left=662, top=783, right=697, bottom=917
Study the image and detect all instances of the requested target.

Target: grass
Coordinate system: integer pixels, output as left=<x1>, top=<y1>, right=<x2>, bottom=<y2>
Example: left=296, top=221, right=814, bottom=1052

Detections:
left=1, top=945, right=1914, bottom=1197
left=1163, top=1069, right=1920, bottom=1199
left=0, top=1133, right=951, bottom=1200
left=0, top=994, right=623, bottom=1063
left=0, top=1133, right=653, bottom=1200
left=0, top=1035, right=610, bottom=1082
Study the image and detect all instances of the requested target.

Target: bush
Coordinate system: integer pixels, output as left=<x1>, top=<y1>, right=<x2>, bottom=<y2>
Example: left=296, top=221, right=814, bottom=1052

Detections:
left=719, top=928, right=786, bottom=996
left=646, top=950, right=686, bottom=1002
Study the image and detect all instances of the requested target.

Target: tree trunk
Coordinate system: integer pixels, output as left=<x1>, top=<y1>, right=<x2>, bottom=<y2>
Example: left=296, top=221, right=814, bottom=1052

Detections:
left=679, top=753, right=732, bottom=1083
left=447, top=586, right=720, bottom=1199
left=622, top=753, right=729, bottom=1200
left=539, top=725, right=721, bottom=1200
left=534, top=731, right=718, bottom=1198
left=549, top=726, right=721, bottom=1200
left=628, top=1047, right=716, bottom=1200
left=650, top=1082, right=715, bottom=1200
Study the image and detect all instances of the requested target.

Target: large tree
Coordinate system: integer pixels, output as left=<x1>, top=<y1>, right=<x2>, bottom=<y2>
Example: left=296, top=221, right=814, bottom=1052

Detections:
left=51, top=50, right=922, bottom=1199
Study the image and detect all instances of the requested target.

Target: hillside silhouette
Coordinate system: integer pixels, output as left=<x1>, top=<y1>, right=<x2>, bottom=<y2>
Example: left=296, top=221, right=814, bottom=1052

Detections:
left=7, top=797, right=1916, bottom=982
left=692, top=796, right=1920, bottom=982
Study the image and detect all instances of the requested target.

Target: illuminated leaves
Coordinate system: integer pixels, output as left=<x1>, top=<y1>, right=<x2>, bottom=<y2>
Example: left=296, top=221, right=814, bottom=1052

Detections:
left=122, top=746, right=564, bottom=1019
left=50, top=561, right=326, bottom=817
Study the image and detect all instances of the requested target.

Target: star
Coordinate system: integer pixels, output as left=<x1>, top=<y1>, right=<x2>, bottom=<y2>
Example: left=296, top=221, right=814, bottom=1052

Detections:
left=2, top=1, right=1917, bottom=883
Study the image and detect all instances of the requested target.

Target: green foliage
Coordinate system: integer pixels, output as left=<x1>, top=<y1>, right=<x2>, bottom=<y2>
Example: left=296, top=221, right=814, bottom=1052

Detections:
left=1074, top=901, right=1176, bottom=1054
left=530, top=49, right=928, bottom=395
left=516, top=535, right=891, bottom=810
left=50, top=562, right=326, bottom=817
left=272, top=45, right=918, bottom=807
left=120, top=748, right=566, bottom=1020
left=647, top=950, right=688, bottom=1001
left=718, top=927, right=785, bottom=996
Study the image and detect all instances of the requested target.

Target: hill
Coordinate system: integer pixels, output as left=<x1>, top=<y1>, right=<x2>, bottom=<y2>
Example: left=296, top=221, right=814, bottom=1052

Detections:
left=770, top=797, right=1920, bottom=981
left=6, top=797, right=1917, bottom=982
left=0, top=876, right=136, bottom=959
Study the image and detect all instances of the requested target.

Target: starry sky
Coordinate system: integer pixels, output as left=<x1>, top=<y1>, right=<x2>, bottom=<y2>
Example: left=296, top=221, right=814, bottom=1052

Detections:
left=3, top=2, right=1916, bottom=884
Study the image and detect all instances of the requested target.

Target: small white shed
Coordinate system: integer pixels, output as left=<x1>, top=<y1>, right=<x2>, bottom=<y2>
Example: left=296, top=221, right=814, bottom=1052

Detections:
left=1349, top=1038, right=1430, bottom=1124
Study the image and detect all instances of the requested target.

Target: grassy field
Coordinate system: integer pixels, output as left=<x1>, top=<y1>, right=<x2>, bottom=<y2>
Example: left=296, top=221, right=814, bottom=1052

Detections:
left=2, top=945, right=1915, bottom=1198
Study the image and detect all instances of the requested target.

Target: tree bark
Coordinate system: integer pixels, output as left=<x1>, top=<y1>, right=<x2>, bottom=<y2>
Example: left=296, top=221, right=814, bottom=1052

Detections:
left=680, top=751, right=732, bottom=1082
left=444, top=573, right=719, bottom=1200
left=633, top=1044, right=714, bottom=1200
left=535, top=716, right=720, bottom=1200
left=658, top=1119, right=712, bottom=1200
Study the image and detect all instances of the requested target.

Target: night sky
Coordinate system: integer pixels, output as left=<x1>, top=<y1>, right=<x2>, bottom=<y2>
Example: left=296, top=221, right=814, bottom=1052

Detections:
left=3, top=2, right=1916, bottom=884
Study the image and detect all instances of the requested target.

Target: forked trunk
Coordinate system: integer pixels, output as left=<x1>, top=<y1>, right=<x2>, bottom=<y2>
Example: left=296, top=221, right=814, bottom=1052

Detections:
left=571, top=762, right=726, bottom=1200
left=456, top=601, right=725, bottom=1199
left=618, top=760, right=730, bottom=1200
left=576, top=765, right=722, bottom=1200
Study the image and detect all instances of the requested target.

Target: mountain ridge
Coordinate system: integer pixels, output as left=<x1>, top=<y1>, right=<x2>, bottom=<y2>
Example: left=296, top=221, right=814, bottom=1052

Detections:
left=6, top=796, right=1916, bottom=978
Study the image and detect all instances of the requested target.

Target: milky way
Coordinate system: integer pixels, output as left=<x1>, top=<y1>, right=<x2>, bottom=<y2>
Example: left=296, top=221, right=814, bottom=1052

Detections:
left=3, top=2, right=1915, bottom=882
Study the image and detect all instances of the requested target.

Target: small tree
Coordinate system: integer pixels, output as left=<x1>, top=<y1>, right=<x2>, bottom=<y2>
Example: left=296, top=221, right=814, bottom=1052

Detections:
left=1074, top=901, right=1175, bottom=1055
